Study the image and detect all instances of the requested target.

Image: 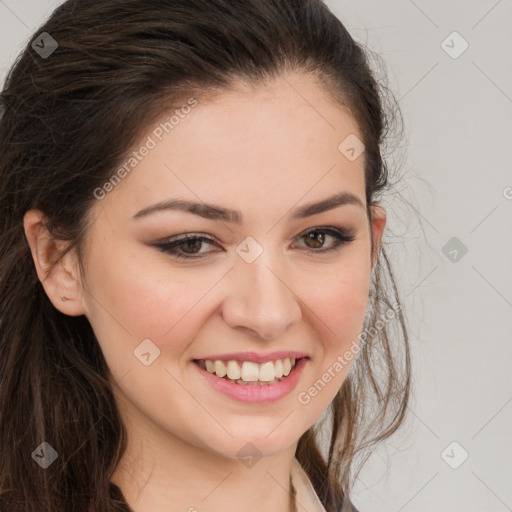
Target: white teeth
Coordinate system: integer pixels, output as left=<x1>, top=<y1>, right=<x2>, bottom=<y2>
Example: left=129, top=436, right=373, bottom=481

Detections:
left=259, top=361, right=275, bottom=382
left=241, top=361, right=260, bottom=382
left=282, top=358, right=292, bottom=377
left=214, top=360, right=227, bottom=378
left=227, top=360, right=241, bottom=380
left=200, top=357, right=299, bottom=383
left=274, top=359, right=284, bottom=379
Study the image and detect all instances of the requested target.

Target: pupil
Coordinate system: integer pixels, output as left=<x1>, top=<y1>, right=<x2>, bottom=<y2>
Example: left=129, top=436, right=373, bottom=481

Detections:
left=306, top=232, right=324, bottom=249
left=183, top=239, right=201, bottom=253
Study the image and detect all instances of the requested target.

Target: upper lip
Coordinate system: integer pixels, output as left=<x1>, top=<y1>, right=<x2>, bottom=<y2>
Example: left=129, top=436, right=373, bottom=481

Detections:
left=193, top=351, right=308, bottom=364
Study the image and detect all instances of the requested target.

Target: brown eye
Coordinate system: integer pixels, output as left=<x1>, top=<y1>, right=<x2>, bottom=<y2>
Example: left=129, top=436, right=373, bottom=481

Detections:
left=303, top=231, right=326, bottom=249
left=297, top=227, right=355, bottom=254
left=155, top=234, right=218, bottom=259
left=178, top=238, right=204, bottom=255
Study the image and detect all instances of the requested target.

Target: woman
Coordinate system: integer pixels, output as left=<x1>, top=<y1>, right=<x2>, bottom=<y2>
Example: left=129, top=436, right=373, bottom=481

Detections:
left=0, top=0, right=410, bottom=511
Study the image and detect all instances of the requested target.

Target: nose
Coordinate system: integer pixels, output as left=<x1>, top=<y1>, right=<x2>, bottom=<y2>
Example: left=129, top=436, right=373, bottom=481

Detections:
left=221, top=255, right=302, bottom=340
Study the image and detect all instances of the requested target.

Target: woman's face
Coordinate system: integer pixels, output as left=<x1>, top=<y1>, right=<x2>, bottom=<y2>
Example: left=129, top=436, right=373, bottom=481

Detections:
left=77, top=72, right=385, bottom=460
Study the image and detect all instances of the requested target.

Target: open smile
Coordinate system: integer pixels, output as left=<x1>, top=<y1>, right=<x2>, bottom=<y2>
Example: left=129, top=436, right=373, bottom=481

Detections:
left=192, top=356, right=309, bottom=403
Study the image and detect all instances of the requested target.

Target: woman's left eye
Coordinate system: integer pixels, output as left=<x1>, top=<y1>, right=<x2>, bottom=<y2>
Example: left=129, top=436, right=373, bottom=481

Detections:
left=153, top=227, right=355, bottom=260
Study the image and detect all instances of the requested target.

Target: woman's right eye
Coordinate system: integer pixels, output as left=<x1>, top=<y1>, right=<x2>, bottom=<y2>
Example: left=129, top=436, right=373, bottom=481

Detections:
left=154, top=234, right=218, bottom=259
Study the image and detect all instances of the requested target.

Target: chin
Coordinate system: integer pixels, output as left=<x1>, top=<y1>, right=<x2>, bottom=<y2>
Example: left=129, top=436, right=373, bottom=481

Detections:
left=200, top=427, right=300, bottom=462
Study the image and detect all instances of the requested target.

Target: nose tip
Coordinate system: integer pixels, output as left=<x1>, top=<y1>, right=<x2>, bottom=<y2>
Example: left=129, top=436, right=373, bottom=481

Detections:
left=221, top=267, right=302, bottom=341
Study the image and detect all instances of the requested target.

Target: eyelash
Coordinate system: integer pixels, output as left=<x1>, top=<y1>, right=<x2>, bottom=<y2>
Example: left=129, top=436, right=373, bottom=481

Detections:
left=154, top=227, right=356, bottom=260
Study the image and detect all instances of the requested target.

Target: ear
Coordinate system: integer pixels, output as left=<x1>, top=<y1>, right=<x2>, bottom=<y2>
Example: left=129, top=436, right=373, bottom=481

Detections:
left=23, top=209, right=88, bottom=316
left=369, top=204, right=386, bottom=268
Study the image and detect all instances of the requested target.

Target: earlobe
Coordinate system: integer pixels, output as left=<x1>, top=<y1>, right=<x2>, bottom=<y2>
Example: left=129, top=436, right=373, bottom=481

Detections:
left=23, top=210, right=87, bottom=317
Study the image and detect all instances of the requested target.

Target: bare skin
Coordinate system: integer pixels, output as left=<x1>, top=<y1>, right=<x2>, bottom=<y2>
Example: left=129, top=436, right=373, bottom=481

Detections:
left=24, top=71, right=385, bottom=512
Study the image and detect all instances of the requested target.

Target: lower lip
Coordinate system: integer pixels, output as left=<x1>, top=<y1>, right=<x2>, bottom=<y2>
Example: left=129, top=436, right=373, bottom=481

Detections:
left=192, top=358, right=308, bottom=404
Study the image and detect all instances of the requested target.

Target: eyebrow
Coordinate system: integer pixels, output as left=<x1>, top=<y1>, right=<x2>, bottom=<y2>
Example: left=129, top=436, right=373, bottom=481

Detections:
left=132, top=191, right=365, bottom=223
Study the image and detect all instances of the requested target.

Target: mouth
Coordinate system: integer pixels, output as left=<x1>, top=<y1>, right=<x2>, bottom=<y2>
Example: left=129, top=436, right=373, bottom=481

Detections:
left=193, top=356, right=304, bottom=386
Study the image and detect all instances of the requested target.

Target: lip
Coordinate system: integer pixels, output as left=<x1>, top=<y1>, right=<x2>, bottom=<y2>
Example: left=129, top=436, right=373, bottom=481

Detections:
left=192, top=356, right=309, bottom=404
left=193, top=351, right=308, bottom=364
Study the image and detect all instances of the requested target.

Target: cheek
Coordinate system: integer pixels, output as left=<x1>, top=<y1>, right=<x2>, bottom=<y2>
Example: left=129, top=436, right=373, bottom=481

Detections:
left=83, top=245, right=222, bottom=361
left=294, top=266, right=370, bottom=410
left=307, top=262, right=371, bottom=343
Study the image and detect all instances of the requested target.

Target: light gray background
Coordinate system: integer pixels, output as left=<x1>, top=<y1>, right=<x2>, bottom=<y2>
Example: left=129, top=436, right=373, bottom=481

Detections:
left=1, top=1, right=511, bottom=511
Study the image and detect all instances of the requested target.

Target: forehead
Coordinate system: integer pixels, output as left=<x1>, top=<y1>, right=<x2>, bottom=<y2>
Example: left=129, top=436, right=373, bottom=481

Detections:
left=89, top=72, right=366, bottom=226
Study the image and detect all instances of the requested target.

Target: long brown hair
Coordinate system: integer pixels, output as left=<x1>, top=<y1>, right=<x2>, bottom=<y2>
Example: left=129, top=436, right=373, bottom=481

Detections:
left=0, top=1, right=410, bottom=511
